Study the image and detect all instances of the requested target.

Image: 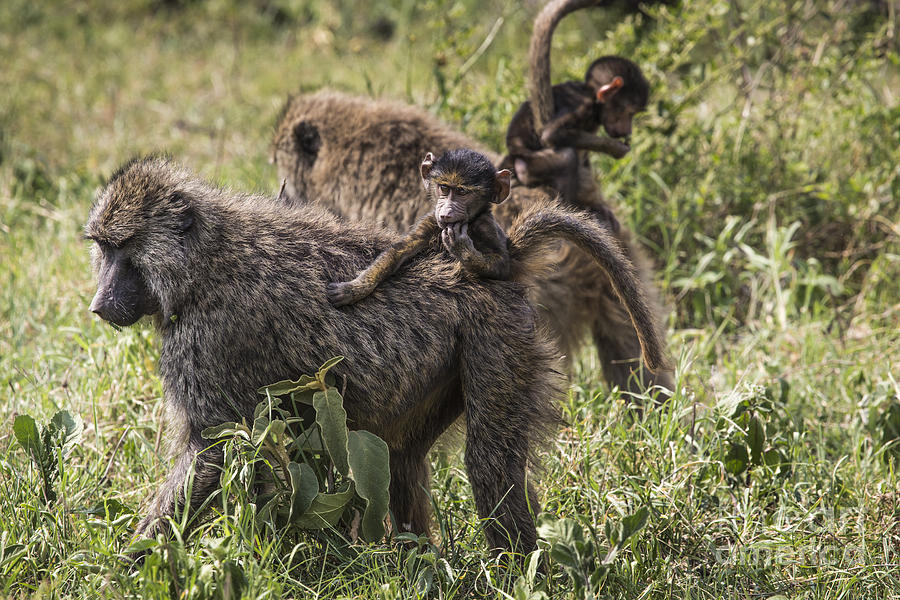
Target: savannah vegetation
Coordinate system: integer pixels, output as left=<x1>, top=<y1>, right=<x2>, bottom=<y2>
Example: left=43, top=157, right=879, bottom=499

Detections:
left=1, top=0, right=898, bottom=597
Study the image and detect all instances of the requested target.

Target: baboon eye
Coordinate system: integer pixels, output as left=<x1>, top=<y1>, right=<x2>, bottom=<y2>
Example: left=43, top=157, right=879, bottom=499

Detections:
left=456, top=188, right=470, bottom=197
left=439, top=184, right=450, bottom=195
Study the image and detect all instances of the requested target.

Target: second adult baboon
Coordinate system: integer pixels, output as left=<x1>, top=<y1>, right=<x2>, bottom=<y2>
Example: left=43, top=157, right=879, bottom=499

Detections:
left=87, top=156, right=573, bottom=553
left=272, top=90, right=674, bottom=394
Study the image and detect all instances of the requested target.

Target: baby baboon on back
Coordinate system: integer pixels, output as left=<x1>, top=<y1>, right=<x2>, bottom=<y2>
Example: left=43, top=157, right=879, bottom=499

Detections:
left=504, top=55, right=649, bottom=222
left=272, top=91, right=674, bottom=395
left=93, top=157, right=669, bottom=554
left=327, top=149, right=512, bottom=307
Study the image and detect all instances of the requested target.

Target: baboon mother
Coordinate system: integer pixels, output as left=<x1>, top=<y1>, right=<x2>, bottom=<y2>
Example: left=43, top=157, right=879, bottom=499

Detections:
left=272, top=91, right=674, bottom=393
left=86, top=157, right=562, bottom=552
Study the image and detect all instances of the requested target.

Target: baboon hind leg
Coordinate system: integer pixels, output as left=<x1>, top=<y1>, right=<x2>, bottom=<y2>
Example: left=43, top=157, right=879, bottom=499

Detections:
left=460, top=329, right=559, bottom=553
left=592, top=294, right=674, bottom=397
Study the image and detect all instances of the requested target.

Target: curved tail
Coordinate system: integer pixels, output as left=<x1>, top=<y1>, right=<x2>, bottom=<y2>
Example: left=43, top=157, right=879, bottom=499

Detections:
left=528, top=0, right=605, bottom=130
left=507, top=201, right=670, bottom=373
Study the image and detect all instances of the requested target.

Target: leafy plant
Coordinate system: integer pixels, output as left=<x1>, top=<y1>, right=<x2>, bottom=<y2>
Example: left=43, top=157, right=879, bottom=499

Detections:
left=12, top=410, right=83, bottom=505
left=537, top=507, right=649, bottom=598
left=715, top=381, right=792, bottom=483
left=203, top=357, right=391, bottom=543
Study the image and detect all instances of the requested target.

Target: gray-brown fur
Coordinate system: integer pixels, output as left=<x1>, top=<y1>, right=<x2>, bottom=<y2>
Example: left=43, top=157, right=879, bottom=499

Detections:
left=86, top=157, right=563, bottom=552
left=273, top=90, right=674, bottom=393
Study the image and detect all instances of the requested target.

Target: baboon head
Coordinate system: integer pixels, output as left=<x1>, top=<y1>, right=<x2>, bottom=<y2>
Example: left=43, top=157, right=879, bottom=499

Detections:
left=585, top=56, right=649, bottom=140
left=85, top=157, right=198, bottom=325
left=421, top=148, right=511, bottom=227
left=271, top=113, right=324, bottom=203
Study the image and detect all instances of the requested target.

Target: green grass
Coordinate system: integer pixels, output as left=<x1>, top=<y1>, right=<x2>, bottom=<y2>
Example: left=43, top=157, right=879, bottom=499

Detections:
left=1, top=0, right=899, bottom=597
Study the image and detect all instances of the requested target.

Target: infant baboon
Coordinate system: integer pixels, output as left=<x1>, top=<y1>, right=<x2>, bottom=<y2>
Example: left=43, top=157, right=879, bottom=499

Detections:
left=501, top=0, right=650, bottom=228
left=327, top=149, right=512, bottom=307
left=87, top=157, right=574, bottom=554
left=504, top=55, right=649, bottom=219
left=273, top=90, right=674, bottom=394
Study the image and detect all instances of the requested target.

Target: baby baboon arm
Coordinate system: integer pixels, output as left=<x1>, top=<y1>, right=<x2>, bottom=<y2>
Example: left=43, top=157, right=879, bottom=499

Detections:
left=538, top=98, right=594, bottom=146
left=442, top=215, right=510, bottom=280
left=544, top=129, right=631, bottom=159
left=327, top=215, right=440, bottom=307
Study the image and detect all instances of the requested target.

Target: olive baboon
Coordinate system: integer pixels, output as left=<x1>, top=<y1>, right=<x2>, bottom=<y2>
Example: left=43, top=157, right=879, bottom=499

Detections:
left=272, top=91, right=674, bottom=394
left=87, top=157, right=659, bottom=553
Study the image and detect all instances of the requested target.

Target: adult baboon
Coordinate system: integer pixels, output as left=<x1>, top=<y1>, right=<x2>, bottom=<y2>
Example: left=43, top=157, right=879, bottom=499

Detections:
left=85, top=157, right=660, bottom=553
left=272, top=91, right=673, bottom=393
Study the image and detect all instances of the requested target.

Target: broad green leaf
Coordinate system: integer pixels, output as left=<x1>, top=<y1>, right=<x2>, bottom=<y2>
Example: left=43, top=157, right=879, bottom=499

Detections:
left=347, top=430, right=390, bottom=542
left=724, top=441, right=749, bottom=475
left=316, top=356, right=344, bottom=381
left=297, top=426, right=324, bottom=452
left=548, top=543, right=580, bottom=571
left=291, top=389, right=316, bottom=406
left=13, top=415, right=41, bottom=463
left=250, top=416, right=270, bottom=446
left=619, top=506, right=649, bottom=544
left=313, top=389, right=350, bottom=477
left=537, top=516, right=585, bottom=546
left=292, top=485, right=355, bottom=530
left=202, top=422, right=250, bottom=441
left=257, top=375, right=318, bottom=397
left=589, top=564, right=610, bottom=587
left=748, top=415, right=765, bottom=465
left=49, top=410, right=83, bottom=456
left=286, top=462, right=319, bottom=521
left=124, top=538, right=159, bottom=555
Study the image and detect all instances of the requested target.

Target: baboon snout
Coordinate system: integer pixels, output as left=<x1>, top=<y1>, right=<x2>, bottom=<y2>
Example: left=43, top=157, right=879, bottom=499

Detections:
left=436, top=208, right=463, bottom=227
left=89, top=291, right=118, bottom=323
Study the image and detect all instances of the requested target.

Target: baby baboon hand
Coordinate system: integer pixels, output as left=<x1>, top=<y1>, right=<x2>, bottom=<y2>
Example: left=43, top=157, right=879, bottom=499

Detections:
left=605, top=138, right=630, bottom=159
left=326, top=281, right=359, bottom=307
left=441, top=222, right=474, bottom=259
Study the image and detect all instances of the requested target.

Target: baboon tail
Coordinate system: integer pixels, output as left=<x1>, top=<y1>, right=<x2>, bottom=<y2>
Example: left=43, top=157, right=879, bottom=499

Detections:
left=528, top=0, right=605, bottom=129
left=507, top=201, right=671, bottom=373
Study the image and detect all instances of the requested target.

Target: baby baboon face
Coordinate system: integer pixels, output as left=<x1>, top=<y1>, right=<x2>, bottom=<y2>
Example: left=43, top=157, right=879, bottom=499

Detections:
left=421, top=149, right=510, bottom=227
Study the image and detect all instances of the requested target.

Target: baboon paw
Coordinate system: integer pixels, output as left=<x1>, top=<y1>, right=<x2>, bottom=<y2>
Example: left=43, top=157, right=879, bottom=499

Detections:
left=326, top=282, right=356, bottom=307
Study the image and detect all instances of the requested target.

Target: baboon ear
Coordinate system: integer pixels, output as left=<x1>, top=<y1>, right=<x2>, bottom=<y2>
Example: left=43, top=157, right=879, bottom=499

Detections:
left=169, top=192, right=194, bottom=232
left=420, top=152, right=435, bottom=191
left=293, top=120, right=322, bottom=156
left=493, top=169, right=511, bottom=203
left=596, top=76, right=624, bottom=103
left=179, top=209, right=194, bottom=233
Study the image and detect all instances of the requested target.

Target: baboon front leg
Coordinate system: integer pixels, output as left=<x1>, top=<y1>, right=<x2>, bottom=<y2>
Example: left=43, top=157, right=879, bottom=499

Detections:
left=388, top=449, right=433, bottom=538
left=135, top=435, right=223, bottom=539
